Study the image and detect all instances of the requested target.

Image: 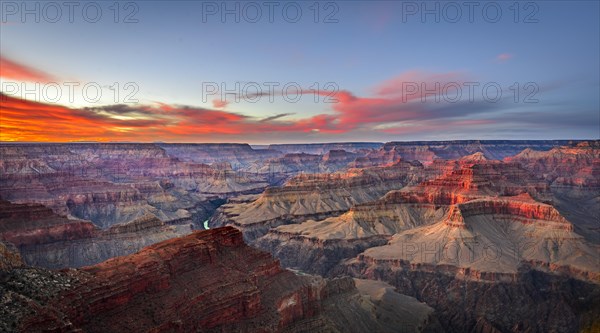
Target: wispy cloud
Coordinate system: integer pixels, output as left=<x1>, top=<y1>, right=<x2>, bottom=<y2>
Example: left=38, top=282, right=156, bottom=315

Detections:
left=260, top=113, right=294, bottom=122
left=1, top=70, right=590, bottom=142
left=212, top=99, right=229, bottom=109
left=495, top=53, right=513, bottom=62
left=0, top=55, right=55, bottom=82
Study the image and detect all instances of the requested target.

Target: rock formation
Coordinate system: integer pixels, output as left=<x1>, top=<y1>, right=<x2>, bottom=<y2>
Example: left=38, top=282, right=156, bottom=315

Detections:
left=505, top=142, right=600, bottom=244
left=210, top=161, right=426, bottom=241
left=249, top=153, right=600, bottom=332
left=0, top=143, right=267, bottom=229
left=383, top=140, right=586, bottom=163
left=1, top=227, right=441, bottom=333
left=254, top=159, right=554, bottom=275
left=2, top=140, right=599, bottom=333
left=268, top=142, right=383, bottom=155
left=0, top=200, right=190, bottom=268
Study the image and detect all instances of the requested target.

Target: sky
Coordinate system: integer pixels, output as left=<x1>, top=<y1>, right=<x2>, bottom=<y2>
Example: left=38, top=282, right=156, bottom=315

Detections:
left=0, top=0, right=598, bottom=143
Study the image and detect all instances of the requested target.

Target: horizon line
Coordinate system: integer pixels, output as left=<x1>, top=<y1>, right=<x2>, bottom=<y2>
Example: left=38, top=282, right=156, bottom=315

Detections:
left=0, top=139, right=597, bottom=145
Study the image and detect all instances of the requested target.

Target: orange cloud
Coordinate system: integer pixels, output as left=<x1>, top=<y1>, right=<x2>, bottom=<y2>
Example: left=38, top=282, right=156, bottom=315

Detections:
left=0, top=70, right=504, bottom=142
left=0, top=55, right=55, bottom=82
left=0, top=94, right=341, bottom=142
left=212, top=99, right=229, bottom=109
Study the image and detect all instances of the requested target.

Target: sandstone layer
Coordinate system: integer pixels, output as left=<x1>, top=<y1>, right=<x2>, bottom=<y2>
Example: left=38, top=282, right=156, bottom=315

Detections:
left=210, top=161, right=426, bottom=241
left=0, top=200, right=190, bottom=268
left=1, top=227, right=441, bottom=333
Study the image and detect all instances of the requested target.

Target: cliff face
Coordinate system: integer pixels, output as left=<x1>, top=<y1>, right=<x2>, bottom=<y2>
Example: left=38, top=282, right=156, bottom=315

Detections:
left=1, top=227, right=440, bottom=333
left=350, top=193, right=598, bottom=281
left=210, top=161, right=426, bottom=241
left=244, top=150, right=361, bottom=175
left=0, top=143, right=268, bottom=229
left=383, top=140, right=586, bottom=162
left=0, top=200, right=190, bottom=268
left=2, top=140, right=598, bottom=333
left=347, top=146, right=403, bottom=168
left=505, top=142, right=600, bottom=244
left=0, top=241, right=23, bottom=270
left=268, top=142, right=383, bottom=154
left=506, top=142, right=600, bottom=187
left=157, top=143, right=281, bottom=168
left=253, top=159, right=555, bottom=275
left=341, top=261, right=600, bottom=333
left=249, top=152, right=600, bottom=332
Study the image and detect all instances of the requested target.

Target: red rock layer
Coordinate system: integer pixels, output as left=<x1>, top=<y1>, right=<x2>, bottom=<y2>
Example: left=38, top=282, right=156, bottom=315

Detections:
left=0, top=200, right=97, bottom=246
left=383, top=160, right=550, bottom=206
left=0, top=200, right=191, bottom=268
left=14, top=227, right=405, bottom=333
left=506, top=142, right=600, bottom=187
left=457, top=195, right=572, bottom=229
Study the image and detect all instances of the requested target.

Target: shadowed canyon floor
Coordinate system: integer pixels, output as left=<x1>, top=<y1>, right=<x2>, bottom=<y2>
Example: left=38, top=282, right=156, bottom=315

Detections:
left=1, top=140, right=599, bottom=332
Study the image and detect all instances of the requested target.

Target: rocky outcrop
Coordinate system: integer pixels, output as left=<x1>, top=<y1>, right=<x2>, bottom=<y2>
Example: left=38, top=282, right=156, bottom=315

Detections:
left=241, top=150, right=363, bottom=182
left=254, top=160, right=556, bottom=275
left=268, top=142, right=383, bottom=155
left=347, top=146, right=402, bottom=168
left=210, top=161, right=425, bottom=241
left=2, top=140, right=598, bottom=333
left=0, top=200, right=191, bottom=268
left=247, top=146, right=600, bottom=333
left=383, top=140, right=586, bottom=162
left=0, top=143, right=268, bottom=228
left=353, top=278, right=443, bottom=332
left=506, top=142, right=600, bottom=244
left=328, top=189, right=600, bottom=332
left=349, top=194, right=599, bottom=278
left=0, top=241, right=23, bottom=270
left=157, top=143, right=281, bottom=169
left=506, top=142, right=600, bottom=191
left=2, top=227, right=439, bottom=333
left=341, top=260, right=600, bottom=333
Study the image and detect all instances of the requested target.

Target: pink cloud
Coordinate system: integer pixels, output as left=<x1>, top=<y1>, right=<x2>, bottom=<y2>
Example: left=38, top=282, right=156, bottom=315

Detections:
left=0, top=55, right=55, bottom=82
left=371, top=70, right=468, bottom=100
left=1, top=70, right=503, bottom=142
left=212, top=99, right=229, bottom=109
left=496, top=53, right=513, bottom=62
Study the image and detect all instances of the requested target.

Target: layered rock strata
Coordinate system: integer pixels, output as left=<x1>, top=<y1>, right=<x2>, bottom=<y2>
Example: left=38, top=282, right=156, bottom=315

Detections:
left=210, top=161, right=425, bottom=241
left=0, top=200, right=190, bottom=268
left=1, top=227, right=441, bottom=333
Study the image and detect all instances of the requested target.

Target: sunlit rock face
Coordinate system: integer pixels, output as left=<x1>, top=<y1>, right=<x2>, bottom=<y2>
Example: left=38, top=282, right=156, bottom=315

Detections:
left=253, top=157, right=590, bottom=277
left=210, top=161, right=427, bottom=242
left=1, top=140, right=598, bottom=333
left=222, top=141, right=599, bottom=333
left=504, top=141, right=600, bottom=244
left=382, top=139, right=583, bottom=164
left=1, top=227, right=442, bottom=333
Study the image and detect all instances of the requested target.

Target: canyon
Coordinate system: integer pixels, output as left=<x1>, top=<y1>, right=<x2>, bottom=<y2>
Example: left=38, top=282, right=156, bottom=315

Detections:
left=1, top=227, right=441, bottom=333
left=1, top=140, right=598, bottom=332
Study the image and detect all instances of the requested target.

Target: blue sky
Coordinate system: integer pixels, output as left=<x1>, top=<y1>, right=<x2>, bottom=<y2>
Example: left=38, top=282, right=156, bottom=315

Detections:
left=0, top=1, right=598, bottom=143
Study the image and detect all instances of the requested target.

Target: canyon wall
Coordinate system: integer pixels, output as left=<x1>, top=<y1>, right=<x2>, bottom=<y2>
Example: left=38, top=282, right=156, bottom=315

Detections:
left=1, top=227, right=442, bottom=333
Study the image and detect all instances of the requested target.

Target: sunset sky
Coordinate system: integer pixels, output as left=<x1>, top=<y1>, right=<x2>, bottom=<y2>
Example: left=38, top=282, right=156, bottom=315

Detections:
left=1, top=1, right=598, bottom=143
